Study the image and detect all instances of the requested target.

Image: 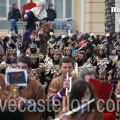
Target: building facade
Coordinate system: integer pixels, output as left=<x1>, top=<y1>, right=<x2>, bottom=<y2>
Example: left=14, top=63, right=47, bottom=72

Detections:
left=0, top=0, right=119, bottom=35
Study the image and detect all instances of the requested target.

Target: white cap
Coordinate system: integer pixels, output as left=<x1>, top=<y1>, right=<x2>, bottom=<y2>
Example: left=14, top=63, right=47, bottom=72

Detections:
left=7, top=34, right=11, bottom=37
left=90, top=33, right=94, bottom=37
left=68, top=33, right=72, bottom=38
left=50, top=32, right=54, bottom=36
left=62, top=35, right=66, bottom=39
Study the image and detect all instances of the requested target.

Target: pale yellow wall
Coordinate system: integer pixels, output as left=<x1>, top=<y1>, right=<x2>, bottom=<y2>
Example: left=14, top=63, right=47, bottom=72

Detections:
left=27, top=0, right=31, bottom=2
left=32, top=0, right=38, bottom=2
left=73, top=0, right=105, bottom=35
left=88, top=0, right=105, bottom=35
left=73, top=0, right=80, bottom=31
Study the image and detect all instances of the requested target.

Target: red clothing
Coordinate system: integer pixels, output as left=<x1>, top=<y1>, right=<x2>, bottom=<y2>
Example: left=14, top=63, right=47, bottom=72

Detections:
left=78, top=39, right=84, bottom=47
left=103, top=112, right=116, bottom=120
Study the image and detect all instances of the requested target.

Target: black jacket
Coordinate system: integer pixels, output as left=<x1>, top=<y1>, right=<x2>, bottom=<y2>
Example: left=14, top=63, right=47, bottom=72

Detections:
left=46, top=9, right=56, bottom=21
left=0, top=109, right=23, bottom=120
left=24, top=11, right=36, bottom=29
left=8, top=8, right=21, bottom=21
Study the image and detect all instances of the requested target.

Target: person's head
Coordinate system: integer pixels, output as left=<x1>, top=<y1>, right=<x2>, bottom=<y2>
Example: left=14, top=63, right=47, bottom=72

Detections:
left=74, top=51, right=85, bottom=61
left=1, top=55, right=6, bottom=61
left=26, top=46, right=31, bottom=54
left=9, top=53, right=17, bottom=60
left=6, top=49, right=17, bottom=60
left=115, top=45, right=120, bottom=56
left=70, top=80, right=95, bottom=110
left=31, top=57, right=38, bottom=64
left=12, top=3, right=18, bottom=9
left=10, top=57, right=17, bottom=68
left=36, top=0, right=46, bottom=9
left=39, top=53, right=44, bottom=61
left=49, top=48, right=53, bottom=54
left=17, top=56, right=32, bottom=74
left=16, top=34, right=22, bottom=43
left=80, top=68, right=96, bottom=82
left=59, top=56, right=74, bottom=76
left=112, top=32, right=119, bottom=41
left=65, top=49, right=71, bottom=56
left=48, top=3, right=53, bottom=9
left=117, top=50, right=120, bottom=56
left=97, top=44, right=105, bottom=55
left=53, top=54, right=61, bottom=61
left=112, top=50, right=116, bottom=56
left=98, top=49, right=104, bottom=55
left=52, top=49, right=62, bottom=60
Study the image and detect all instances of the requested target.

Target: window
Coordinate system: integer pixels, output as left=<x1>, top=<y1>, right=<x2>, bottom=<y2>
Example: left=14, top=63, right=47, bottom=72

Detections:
left=0, top=0, right=22, bottom=20
left=45, top=0, right=52, bottom=9
left=9, top=0, right=19, bottom=10
left=0, top=0, right=73, bottom=20
left=0, top=0, right=7, bottom=18
left=65, top=0, right=72, bottom=18
left=46, top=0, right=73, bottom=20
left=54, top=0, right=63, bottom=19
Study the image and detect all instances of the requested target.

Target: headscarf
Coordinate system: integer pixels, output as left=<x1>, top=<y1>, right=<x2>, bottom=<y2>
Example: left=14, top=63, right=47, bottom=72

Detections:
left=31, top=0, right=47, bottom=20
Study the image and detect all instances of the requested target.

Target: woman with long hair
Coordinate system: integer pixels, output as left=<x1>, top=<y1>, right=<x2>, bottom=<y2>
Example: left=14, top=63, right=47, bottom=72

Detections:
left=58, top=80, right=103, bottom=120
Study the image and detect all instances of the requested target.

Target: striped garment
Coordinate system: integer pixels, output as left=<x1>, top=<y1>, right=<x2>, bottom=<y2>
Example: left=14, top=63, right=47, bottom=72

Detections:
left=52, top=88, right=65, bottom=105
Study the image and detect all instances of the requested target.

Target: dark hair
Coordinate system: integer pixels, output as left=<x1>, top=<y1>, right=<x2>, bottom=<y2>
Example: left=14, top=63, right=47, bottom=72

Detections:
left=10, top=57, right=17, bottom=64
left=112, top=32, right=119, bottom=40
left=48, top=3, right=53, bottom=7
left=80, top=68, right=96, bottom=80
left=59, top=56, right=74, bottom=67
left=17, top=34, right=22, bottom=38
left=12, top=3, right=17, bottom=7
left=17, top=56, right=32, bottom=68
left=70, top=80, right=96, bottom=110
left=83, top=33, right=90, bottom=40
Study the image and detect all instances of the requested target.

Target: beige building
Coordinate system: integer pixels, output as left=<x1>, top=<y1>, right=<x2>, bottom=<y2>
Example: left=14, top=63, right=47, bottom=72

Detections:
left=74, top=0, right=105, bottom=35
left=0, top=0, right=119, bottom=35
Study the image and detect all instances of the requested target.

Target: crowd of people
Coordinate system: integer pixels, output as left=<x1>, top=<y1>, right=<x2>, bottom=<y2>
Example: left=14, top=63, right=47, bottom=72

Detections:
left=1, top=0, right=120, bottom=120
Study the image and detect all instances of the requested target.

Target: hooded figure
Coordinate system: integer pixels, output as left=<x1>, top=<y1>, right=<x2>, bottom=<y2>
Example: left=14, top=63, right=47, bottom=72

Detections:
left=31, top=0, right=47, bottom=20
